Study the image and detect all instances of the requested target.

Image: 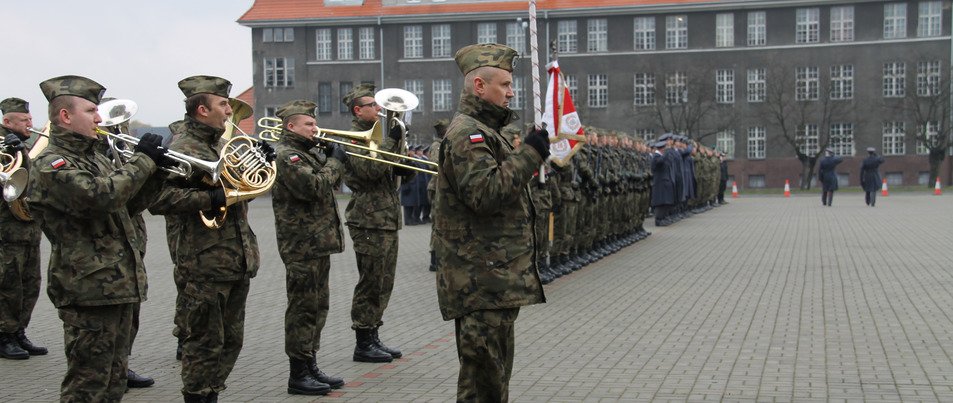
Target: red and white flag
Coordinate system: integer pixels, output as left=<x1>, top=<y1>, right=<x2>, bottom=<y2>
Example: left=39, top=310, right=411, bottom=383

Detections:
left=541, top=60, right=587, bottom=167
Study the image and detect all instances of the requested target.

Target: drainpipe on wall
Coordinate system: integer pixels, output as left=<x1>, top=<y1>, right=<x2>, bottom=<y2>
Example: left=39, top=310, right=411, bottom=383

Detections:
left=379, top=16, right=385, bottom=87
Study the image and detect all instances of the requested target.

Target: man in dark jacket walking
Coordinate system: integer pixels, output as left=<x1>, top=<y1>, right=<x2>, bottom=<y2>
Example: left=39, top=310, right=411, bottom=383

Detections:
left=860, top=147, right=885, bottom=207
left=817, top=148, right=843, bottom=206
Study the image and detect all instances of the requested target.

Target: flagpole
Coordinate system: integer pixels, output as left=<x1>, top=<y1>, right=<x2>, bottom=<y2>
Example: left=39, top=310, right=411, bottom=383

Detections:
left=529, top=0, right=546, bottom=183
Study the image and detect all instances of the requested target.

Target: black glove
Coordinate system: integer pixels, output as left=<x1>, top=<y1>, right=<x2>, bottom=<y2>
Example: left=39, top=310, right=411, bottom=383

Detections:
left=208, top=187, right=227, bottom=209
left=393, top=166, right=414, bottom=176
left=388, top=125, right=403, bottom=141
left=524, top=128, right=551, bottom=160
left=134, top=133, right=169, bottom=166
left=327, top=143, right=348, bottom=163
left=258, top=140, right=276, bottom=163
left=3, top=134, right=24, bottom=153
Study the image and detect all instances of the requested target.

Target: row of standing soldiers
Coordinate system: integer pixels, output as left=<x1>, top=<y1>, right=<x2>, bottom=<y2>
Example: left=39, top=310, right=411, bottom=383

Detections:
left=649, top=133, right=729, bottom=227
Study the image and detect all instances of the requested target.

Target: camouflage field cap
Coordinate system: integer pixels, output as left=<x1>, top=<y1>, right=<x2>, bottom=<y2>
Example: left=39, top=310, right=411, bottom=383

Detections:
left=501, top=124, right=521, bottom=137
left=454, top=43, right=518, bottom=75
left=433, top=119, right=449, bottom=137
left=0, top=97, right=29, bottom=114
left=39, top=75, right=106, bottom=104
left=342, top=83, right=376, bottom=107
left=276, top=100, right=318, bottom=120
left=177, top=75, right=232, bottom=98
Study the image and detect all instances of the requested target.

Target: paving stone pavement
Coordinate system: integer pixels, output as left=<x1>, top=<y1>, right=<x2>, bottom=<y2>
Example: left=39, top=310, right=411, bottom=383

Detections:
left=1, top=192, right=952, bottom=402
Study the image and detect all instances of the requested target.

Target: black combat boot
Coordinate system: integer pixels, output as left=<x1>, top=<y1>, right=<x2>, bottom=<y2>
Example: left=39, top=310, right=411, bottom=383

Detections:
left=14, top=329, right=47, bottom=355
left=429, top=250, right=437, bottom=272
left=539, top=259, right=554, bottom=284
left=557, top=255, right=573, bottom=276
left=127, top=369, right=155, bottom=388
left=308, top=354, right=345, bottom=389
left=288, top=358, right=331, bottom=395
left=182, top=392, right=207, bottom=403
left=0, top=332, right=28, bottom=360
left=353, top=329, right=393, bottom=362
left=372, top=327, right=402, bottom=359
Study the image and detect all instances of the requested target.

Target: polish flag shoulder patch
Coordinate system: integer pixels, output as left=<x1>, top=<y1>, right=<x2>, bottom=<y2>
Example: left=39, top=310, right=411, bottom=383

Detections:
left=469, top=133, right=484, bottom=143
left=51, top=158, right=66, bottom=169
left=289, top=154, right=300, bottom=162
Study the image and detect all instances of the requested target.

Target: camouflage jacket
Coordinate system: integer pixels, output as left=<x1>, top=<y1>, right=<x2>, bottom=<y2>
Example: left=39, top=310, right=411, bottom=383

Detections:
left=273, top=130, right=345, bottom=262
left=0, top=125, right=42, bottom=244
left=433, top=92, right=546, bottom=320
left=148, top=116, right=260, bottom=282
left=343, top=117, right=415, bottom=230
left=27, top=124, right=159, bottom=307
left=426, top=138, right=442, bottom=198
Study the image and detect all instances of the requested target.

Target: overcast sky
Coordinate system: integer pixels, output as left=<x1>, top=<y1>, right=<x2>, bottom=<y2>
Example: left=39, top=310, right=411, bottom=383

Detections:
left=6, top=0, right=255, bottom=127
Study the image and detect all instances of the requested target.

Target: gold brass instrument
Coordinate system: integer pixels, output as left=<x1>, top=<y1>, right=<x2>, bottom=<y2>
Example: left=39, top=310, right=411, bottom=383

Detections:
left=221, top=98, right=253, bottom=142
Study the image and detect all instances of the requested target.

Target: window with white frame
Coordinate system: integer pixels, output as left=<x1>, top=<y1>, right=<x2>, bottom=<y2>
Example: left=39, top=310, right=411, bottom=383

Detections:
left=717, top=131, right=735, bottom=159
left=633, top=73, right=655, bottom=106
left=636, top=129, right=656, bottom=142
left=506, top=22, right=525, bottom=54
left=666, top=15, right=688, bottom=49
left=432, top=24, right=451, bottom=58
left=747, top=68, right=765, bottom=102
left=666, top=72, right=687, bottom=104
left=565, top=74, right=578, bottom=102
left=511, top=77, right=524, bottom=110
left=557, top=20, right=578, bottom=53
left=830, top=6, right=854, bottom=42
left=797, top=124, right=819, bottom=156
left=796, top=8, right=820, bottom=44
left=747, top=11, right=766, bottom=46
left=716, top=13, right=734, bottom=47
left=264, top=106, right=277, bottom=118
left=477, top=23, right=496, bottom=44
left=263, top=27, right=294, bottom=43
left=337, top=28, right=353, bottom=60
left=883, top=121, right=906, bottom=155
left=359, top=27, right=375, bottom=59
left=404, top=79, right=424, bottom=112
left=917, top=121, right=939, bottom=154
left=588, top=19, right=608, bottom=52
left=883, top=62, right=906, bottom=97
left=917, top=60, right=941, bottom=96
left=918, top=1, right=942, bottom=37
left=830, top=123, right=854, bottom=156
left=747, top=127, right=766, bottom=159
left=830, top=65, right=854, bottom=100
left=634, top=17, right=656, bottom=50
left=884, top=3, right=908, bottom=39
left=795, top=66, right=819, bottom=101
left=404, top=25, right=423, bottom=58
left=588, top=74, right=608, bottom=108
left=264, top=57, right=295, bottom=87
left=432, top=79, right=453, bottom=112
left=716, top=69, right=734, bottom=104
left=339, top=82, right=353, bottom=113
left=316, top=29, right=332, bottom=60
left=317, top=83, right=332, bottom=113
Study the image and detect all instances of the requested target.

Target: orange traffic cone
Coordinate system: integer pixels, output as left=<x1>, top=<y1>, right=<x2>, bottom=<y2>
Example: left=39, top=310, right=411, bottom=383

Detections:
left=732, top=181, right=739, bottom=198
left=935, top=178, right=942, bottom=195
left=881, top=178, right=888, bottom=196
left=783, top=180, right=791, bottom=197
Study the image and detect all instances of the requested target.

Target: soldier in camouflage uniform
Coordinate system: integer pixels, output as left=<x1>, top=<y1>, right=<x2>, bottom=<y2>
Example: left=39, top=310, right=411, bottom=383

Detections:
left=149, top=76, right=267, bottom=403
left=433, top=43, right=550, bottom=402
left=271, top=100, right=347, bottom=395
left=342, top=83, right=415, bottom=363
left=427, top=119, right=448, bottom=272
left=28, top=75, right=170, bottom=402
left=0, top=97, right=47, bottom=360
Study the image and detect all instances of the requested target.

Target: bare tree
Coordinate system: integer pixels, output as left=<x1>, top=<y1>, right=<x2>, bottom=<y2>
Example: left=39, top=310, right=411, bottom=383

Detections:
left=634, top=63, right=737, bottom=143
left=896, top=58, right=952, bottom=186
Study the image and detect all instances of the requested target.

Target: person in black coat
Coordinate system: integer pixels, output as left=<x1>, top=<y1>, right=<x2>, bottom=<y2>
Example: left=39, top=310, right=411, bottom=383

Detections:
left=860, top=147, right=885, bottom=207
left=650, top=141, right=676, bottom=226
left=717, top=152, right=729, bottom=204
left=817, top=148, right=843, bottom=206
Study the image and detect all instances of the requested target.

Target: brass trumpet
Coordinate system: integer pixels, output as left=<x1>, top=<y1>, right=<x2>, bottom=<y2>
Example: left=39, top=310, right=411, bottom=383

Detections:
left=0, top=149, right=28, bottom=202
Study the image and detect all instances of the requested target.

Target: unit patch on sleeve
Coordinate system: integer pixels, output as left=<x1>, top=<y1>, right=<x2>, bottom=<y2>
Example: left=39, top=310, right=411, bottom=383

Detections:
left=469, top=133, right=484, bottom=143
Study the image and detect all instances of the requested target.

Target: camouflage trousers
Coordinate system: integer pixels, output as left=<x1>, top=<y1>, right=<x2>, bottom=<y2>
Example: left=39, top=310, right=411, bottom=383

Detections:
left=285, top=257, right=331, bottom=360
left=181, top=279, right=250, bottom=396
left=555, top=200, right=578, bottom=256
left=454, top=308, right=520, bottom=403
left=172, top=265, right=187, bottom=340
left=534, top=210, right=551, bottom=260
left=348, top=227, right=397, bottom=330
left=58, top=303, right=134, bottom=403
left=0, top=243, right=41, bottom=332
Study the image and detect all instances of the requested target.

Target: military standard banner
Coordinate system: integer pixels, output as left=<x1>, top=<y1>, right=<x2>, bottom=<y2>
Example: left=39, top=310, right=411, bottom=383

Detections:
left=541, top=60, right=586, bottom=167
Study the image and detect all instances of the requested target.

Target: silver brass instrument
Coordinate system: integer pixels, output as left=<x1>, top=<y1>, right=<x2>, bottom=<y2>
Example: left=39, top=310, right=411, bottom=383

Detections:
left=375, top=88, right=418, bottom=142
left=11, top=123, right=51, bottom=221
left=0, top=147, right=28, bottom=202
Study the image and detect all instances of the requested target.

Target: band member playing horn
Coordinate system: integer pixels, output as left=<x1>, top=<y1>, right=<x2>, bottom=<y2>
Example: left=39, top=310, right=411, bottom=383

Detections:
left=148, top=75, right=268, bottom=403
left=28, top=75, right=171, bottom=402
left=341, top=84, right=414, bottom=363
left=0, top=97, right=46, bottom=360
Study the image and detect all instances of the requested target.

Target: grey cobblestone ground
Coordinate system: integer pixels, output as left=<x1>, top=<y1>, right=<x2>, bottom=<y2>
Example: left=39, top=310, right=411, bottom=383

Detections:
left=1, top=192, right=951, bottom=402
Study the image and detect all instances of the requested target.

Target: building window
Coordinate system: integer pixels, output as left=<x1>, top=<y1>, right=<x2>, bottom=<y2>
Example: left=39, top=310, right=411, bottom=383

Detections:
left=404, top=79, right=424, bottom=112
left=432, top=79, right=453, bottom=112
left=587, top=74, right=608, bottom=108
left=318, top=82, right=332, bottom=113
left=511, top=76, right=524, bottom=110
left=716, top=69, right=734, bottom=104
left=633, top=73, right=655, bottom=106
left=432, top=24, right=451, bottom=58
left=830, top=65, right=854, bottom=100
left=338, top=28, right=353, bottom=60
left=748, top=175, right=766, bottom=188
left=716, top=13, right=734, bottom=47
left=263, top=27, right=294, bottom=43
left=830, top=6, right=854, bottom=42
left=917, top=121, right=939, bottom=154
left=404, top=25, right=423, bottom=58
left=797, top=124, right=819, bottom=156
left=588, top=19, right=608, bottom=52
left=264, top=106, right=277, bottom=118
left=339, top=82, right=353, bottom=113
left=795, top=66, right=819, bottom=101
left=883, top=121, right=906, bottom=155
left=886, top=172, right=904, bottom=186
left=565, top=74, right=578, bottom=102
left=316, top=29, right=332, bottom=60
left=747, top=11, right=766, bottom=46
left=830, top=123, right=854, bottom=156
left=506, top=22, right=525, bottom=54
left=666, top=72, right=687, bottom=105
left=477, top=23, right=496, bottom=44
left=717, top=131, right=735, bottom=159
left=747, top=68, right=765, bottom=102
left=557, top=20, right=577, bottom=54
left=918, top=1, right=942, bottom=37
left=747, top=127, right=766, bottom=159
left=917, top=60, right=941, bottom=96
left=264, top=57, right=295, bottom=87
left=884, top=3, right=908, bottom=39
left=883, top=62, right=906, bottom=97
left=636, top=129, right=656, bottom=142
left=634, top=17, right=656, bottom=50
left=796, top=8, right=820, bottom=44
left=359, top=27, right=375, bottom=59
left=666, top=15, right=688, bottom=49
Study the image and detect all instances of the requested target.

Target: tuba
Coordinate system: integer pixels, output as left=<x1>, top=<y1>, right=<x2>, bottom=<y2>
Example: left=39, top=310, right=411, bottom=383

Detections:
left=8, top=122, right=49, bottom=221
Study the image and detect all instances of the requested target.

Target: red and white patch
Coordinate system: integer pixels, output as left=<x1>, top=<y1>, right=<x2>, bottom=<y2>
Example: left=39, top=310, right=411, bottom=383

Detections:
left=469, top=134, right=484, bottom=143
left=51, top=158, right=66, bottom=169
left=289, top=154, right=300, bottom=162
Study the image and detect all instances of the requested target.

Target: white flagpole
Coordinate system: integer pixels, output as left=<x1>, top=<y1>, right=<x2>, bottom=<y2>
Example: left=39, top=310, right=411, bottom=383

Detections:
left=529, top=0, right=547, bottom=183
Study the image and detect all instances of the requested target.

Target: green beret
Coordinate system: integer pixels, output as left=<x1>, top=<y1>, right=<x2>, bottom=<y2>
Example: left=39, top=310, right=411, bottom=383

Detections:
left=433, top=119, right=449, bottom=136
left=178, top=75, right=232, bottom=98
left=342, top=83, right=376, bottom=107
left=276, top=100, right=318, bottom=120
left=39, top=75, right=106, bottom=104
left=0, top=97, right=29, bottom=114
left=454, top=43, right=518, bottom=75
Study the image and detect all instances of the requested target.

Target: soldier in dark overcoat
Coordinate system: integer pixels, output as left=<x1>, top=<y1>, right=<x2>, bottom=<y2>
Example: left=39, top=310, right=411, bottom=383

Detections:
left=818, top=148, right=844, bottom=206
left=651, top=141, right=677, bottom=226
left=860, top=147, right=886, bottom=207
